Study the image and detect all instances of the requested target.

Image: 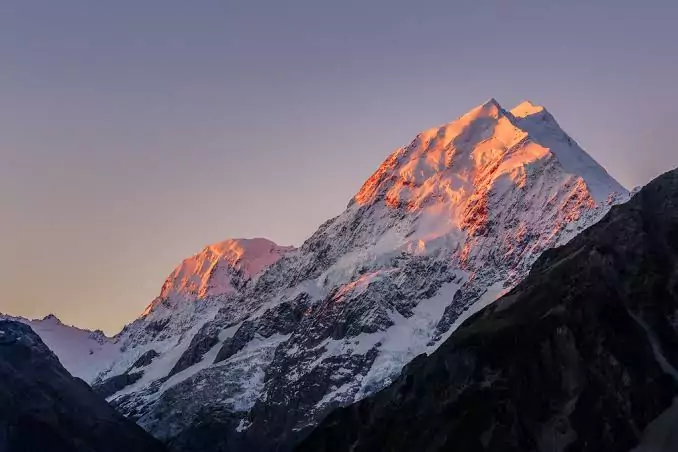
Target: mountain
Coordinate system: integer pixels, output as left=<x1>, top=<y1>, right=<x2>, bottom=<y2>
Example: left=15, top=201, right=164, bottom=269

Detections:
left=0, top=313, right=118, bottom=382
left=0, top=238, right=295, bottom=388
left=0, top=319, right=166, bottom=452
left=92, top=238, right=295, bottom=395
left=148, top=238, right=295, bottom=312
left=11, top=99, right=628, bottom=451
left=297, top=167, right=678, bottom=452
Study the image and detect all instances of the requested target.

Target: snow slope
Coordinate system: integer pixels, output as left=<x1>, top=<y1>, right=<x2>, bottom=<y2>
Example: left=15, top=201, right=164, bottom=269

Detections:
left=2, top=238, right=294, bottom=387
left=0, top=313, right=118, bottom=382
left=91, top=238, right=294, bottom=389
left=10, top=99, right=630, bottom=451
left=156, top=238, right=293, bottom=303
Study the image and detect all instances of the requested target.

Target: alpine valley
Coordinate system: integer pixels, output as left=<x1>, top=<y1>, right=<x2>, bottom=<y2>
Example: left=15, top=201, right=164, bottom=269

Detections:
left=2, top=99, right=631, bottom=451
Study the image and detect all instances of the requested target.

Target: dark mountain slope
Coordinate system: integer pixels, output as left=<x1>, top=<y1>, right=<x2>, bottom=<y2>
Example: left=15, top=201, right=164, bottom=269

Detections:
left=0, top=320, right=165, bottom=452
left=298, top=167, right=678, bottom=452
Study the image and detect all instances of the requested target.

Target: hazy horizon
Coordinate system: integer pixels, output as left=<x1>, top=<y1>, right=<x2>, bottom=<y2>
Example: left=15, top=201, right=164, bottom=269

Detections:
left=3, top=1, right=678, bottom=334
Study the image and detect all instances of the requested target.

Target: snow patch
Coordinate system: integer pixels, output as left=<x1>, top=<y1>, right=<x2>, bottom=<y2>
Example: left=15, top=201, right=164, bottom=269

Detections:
left=432, top=281, right=508, bottom=349
left=0, top=313, right=119, bottom=383
left=356, top=278, right=464, bottom=398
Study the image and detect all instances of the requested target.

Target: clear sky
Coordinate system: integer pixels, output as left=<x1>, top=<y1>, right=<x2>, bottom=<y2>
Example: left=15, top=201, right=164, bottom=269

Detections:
left=2, top=1, right=678, bottom=334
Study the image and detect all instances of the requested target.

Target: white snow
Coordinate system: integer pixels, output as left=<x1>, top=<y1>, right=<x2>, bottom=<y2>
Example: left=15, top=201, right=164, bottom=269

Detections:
left=2, top=98, right=630, bottom=441
left=154, top=237, right=294, bottom=304
left=235, top=418, right=252, bottom=433
left=107, top=302, right=223, bottom=400
left=0, top=314, right=119, bottom=383
left=156, top=322, right=241, bottom=395
left=633, top=398, right=678, bottom=452
left=431, top=281, right=508, bottom=349
left=356, top=278, right=465, bottom=398
left=509, top=100, right=626, bottom=204
left=215, top=333, right=291, bottom=411
left=628, top=308, right=678, bottom=452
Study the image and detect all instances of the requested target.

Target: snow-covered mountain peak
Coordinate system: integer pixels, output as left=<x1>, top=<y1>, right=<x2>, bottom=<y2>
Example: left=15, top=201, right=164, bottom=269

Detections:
left=155, top=238, right=294, bottom=304
left=352, top=98, right=625, bottom=259
left=14, top=98, right=631, bottom=450
left=510, top=99, right=547, bottom=118
left=354, top=98, right=520, bottom=207
left=41, top=313, right=62, bottom=324
left=465, top=97, right=505, bottom=119
left=509, top=101, right=626, bottom=203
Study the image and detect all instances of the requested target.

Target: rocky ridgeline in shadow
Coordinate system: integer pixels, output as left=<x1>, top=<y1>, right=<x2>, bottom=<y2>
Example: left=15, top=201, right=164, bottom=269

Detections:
left=0, top=320, right=166, bottom=452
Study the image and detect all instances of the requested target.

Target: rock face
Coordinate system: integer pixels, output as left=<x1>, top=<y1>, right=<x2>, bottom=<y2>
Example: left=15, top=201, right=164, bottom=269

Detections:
left=86, top=238, right=296, bottom=408
left=8, top=99, right=628, bottom=451
left=298, top=168, right=678, bottom=452
left=93, top=371, right=144, bottom=398
left=111, top=100, right=625, bottom=451
left=0, top=312, right=118, bottom=382
left=0, top=320, right=166, bottom=452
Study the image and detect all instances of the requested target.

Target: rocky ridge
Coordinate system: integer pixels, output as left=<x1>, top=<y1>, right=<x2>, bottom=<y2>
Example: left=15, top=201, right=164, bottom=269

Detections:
left=6, top=99, right=629, bottom=451
left=0, top=319, right=166, bottom=452
left=298, top=167, right=678, bottom=452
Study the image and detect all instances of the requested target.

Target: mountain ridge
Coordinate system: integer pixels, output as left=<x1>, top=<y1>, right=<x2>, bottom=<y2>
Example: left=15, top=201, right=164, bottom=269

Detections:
left=0, top=312, right=118, bottom=382
left=0, top=319, right=166, bottom=452
left=2, top=98, right=630, bottom=451
left=297, top=166, right=678, bottom=452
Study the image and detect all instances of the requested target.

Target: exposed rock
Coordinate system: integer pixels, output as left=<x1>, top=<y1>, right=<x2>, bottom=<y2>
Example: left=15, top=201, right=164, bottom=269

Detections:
left=131, top=349, right=159, bottom=369
left=0, top=320, right=165, bottom=452
left=0, top=312, right=118, bottom=382
left=298, top=168, right=678, bottom=452
left=213, top=302, right=306, bottom=365
left=13, top=100, right=630, bottom=451
left=213, top=321, right=256, bottom=364
left=92, top=370, right=143, bottom=398
left=170, top=323, right=220, bottom=376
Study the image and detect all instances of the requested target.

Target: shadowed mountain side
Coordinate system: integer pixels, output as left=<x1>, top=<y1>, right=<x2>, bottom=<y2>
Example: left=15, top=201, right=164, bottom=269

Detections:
left=298, top=167, right=678, bottom=452
left=0, top=320, right=166, bottom=452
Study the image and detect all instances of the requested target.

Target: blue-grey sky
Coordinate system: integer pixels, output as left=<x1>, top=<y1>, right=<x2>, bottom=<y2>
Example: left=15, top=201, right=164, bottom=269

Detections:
left=2, top=1, right=678, bottom=333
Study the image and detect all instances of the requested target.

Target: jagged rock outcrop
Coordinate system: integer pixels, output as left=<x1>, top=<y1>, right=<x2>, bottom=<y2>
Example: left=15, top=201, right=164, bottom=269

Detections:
left=298, top=168, right=678, bottom=452
left=0, top=320, right=165, bottom=452
left=93, top=370, right=144, bottom=398
left=132, top=349, right=160, bottom=369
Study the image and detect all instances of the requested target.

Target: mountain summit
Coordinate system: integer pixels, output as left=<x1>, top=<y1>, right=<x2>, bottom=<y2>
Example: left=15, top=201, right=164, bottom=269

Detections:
left=17, top=99, right=628, bottom=451
left=0, top=320, right=165, bottom=452
left=352, top=98, right=623, bottom=251
left=142, top=238, right=295, bottom=317
left=299, top=167, right=678, bottom=452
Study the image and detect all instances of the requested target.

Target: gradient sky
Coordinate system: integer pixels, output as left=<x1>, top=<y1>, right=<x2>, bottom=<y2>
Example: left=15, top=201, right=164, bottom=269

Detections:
left=2, top=1, right=678, bottom=334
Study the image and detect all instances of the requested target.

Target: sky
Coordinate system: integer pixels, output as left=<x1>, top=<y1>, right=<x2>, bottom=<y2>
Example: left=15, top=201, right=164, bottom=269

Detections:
left=2, top=1, right=678, bottom=334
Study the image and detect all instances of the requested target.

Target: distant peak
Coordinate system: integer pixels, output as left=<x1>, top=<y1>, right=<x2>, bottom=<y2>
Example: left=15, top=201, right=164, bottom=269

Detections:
left=467, top=98, right=505, bottom=119
left=353, top=96, right=626, bottom=209
left=154, top=236, right=295, bottom=303
left=42, top=314, right=61, bottom=323
left=483, top=97, right=501, bottom=108
left=510, top=100, right=548, bottom=119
